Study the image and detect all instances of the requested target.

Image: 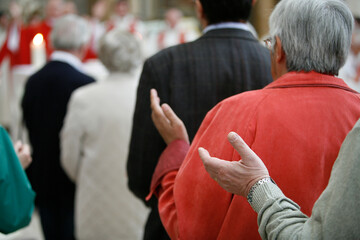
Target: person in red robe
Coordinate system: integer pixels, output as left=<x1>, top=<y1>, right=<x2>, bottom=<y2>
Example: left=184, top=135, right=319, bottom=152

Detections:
left=147, top=0, right=360, bottom=239
left=0, top=1, right=26, bottom=67
left=0, top=0, right=64, bottom=67
left=83, top=0, right=107, bottom=62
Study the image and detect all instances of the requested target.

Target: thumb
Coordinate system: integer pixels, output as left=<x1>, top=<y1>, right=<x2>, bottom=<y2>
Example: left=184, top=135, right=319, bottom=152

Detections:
left=198, top=147, right=211, bottom=164
left=227, top=132, right=264, bottom=167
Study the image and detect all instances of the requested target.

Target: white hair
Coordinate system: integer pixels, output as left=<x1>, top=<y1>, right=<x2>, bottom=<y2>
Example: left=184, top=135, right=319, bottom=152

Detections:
left=50, top=14, right=90, bottom=51
left=269, top=0, right=354, bottom=75
left=98, top=30, right=142, bottom=73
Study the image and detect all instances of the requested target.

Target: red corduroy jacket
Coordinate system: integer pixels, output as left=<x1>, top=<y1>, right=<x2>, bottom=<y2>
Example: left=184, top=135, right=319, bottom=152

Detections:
left=149, top=71, right=360, bottom=239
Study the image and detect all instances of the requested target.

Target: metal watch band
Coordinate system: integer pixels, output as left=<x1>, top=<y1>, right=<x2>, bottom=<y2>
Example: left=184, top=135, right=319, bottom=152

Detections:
left=247, top=177, right=273, bottom=204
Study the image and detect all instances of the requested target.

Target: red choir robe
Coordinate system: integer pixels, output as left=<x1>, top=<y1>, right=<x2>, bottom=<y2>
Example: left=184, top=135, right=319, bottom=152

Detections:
left=0, top=20, right=53, bottom=67
left=149, top=71, right=360, bottom=239
left=0, top=23, right=30, bottom=66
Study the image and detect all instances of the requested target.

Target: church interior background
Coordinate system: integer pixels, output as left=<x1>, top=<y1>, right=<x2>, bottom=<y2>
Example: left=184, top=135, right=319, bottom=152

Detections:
left=0, top=0, right=279, bottom=39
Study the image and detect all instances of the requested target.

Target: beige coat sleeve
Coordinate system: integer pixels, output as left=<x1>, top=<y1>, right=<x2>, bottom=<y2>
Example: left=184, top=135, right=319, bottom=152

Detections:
left=60, top=91, right=85, bottom=182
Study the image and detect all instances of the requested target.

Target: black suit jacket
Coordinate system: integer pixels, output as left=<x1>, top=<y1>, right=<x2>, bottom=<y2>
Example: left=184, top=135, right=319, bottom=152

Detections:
left=22, top=61, right=95, bottom=208
left=127, top=28, right=273, bottom=239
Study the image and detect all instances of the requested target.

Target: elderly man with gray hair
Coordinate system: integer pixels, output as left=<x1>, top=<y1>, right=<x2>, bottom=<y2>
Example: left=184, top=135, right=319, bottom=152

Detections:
left=22, top=14, right=95, bottom=240
left=60, top=29, right=148, bottom=240
left=147, top=0, right=360, bottom=239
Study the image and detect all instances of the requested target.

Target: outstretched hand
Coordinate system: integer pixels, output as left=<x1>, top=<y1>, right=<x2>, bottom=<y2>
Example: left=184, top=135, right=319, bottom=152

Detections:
left=150, top=89, right=189, bottom=145
left=199, top=132, right=269, bottom=197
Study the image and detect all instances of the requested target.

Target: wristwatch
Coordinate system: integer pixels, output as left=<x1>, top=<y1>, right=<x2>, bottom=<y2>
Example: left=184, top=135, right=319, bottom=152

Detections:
left=247, top=177, right=276, bottom=204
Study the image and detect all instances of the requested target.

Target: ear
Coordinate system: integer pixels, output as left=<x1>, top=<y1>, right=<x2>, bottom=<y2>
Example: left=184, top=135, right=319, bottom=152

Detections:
left=195, top=0, right=206, bottom=24
left=275, top=35, right=286, bottom=63
left=252, top=0, right=257, bottom=5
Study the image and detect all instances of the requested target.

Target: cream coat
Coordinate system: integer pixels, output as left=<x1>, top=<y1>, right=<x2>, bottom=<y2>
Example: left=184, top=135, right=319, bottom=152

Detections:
left=61, top=71, right=148, bottom=240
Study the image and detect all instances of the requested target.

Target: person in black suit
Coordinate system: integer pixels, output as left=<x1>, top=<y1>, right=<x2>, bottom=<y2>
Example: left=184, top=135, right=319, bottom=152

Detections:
left=22, top=14, right=95, bottom=240
left=126, top=0, right=273, bottom=239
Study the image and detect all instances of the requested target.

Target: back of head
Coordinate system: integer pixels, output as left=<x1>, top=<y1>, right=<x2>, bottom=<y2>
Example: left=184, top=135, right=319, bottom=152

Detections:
left=269, top=0, right=354, bottom=75
left=50, top=14, right=90, bottom=51
left=98, top=29, right=141, bottom=73
left=199, top=0, right=253, bottom=24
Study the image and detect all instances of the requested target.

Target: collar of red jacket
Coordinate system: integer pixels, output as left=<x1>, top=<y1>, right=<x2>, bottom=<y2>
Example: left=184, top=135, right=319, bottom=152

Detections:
left=265, top=71, right=358, bottom=93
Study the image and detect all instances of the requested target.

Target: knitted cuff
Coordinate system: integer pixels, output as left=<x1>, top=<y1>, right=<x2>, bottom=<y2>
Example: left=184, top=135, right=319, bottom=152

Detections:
left=248, top=181, right=284, bottom=213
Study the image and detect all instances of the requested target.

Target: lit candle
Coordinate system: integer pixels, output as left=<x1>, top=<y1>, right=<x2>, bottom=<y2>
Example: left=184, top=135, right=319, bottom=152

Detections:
left=30, top=33, right=46, bottom=69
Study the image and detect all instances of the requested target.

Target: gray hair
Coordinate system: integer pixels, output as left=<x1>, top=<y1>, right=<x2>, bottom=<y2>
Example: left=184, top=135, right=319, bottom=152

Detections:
left=269, top=0, right=354, bottom=75
left=50, top=14, right=90, bottom=51
left=98, top=30, right=141, bottom=73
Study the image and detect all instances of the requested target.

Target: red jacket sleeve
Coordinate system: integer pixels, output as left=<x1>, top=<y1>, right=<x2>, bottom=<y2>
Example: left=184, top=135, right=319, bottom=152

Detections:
left=146, top=139, right=189, bottom=239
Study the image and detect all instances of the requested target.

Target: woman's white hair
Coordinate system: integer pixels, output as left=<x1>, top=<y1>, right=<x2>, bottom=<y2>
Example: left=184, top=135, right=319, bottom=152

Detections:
left=50, top=14, right=90, bottom=51
left=269, top=0, right=354, bottom=75
left=98, top=29, right=142, bottom=73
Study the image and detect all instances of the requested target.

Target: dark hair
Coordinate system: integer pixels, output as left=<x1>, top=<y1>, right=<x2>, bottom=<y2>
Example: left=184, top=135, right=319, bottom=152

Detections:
left=199, top=0, right=253, bottom=24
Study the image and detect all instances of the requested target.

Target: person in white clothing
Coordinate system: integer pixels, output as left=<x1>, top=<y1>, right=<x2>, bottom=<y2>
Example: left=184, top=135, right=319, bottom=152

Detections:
left=83, top=0, right=107, bottom=61
left=108, top=0, right=146, bottom=38
left=60, top=29, right=148, bottom=240
left=155, top=8, right=198, bottom=52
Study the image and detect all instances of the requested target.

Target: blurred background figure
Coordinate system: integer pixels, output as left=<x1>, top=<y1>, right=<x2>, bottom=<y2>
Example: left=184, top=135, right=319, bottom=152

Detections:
left=26, top=6, right=43, bottom=27
left=0, top=0, right=24, bottom=67
left=63, top=1, right=78, bottom=15
left=0, top=0, right=65, bottom=67
left=22, top=14, right=95, bottom=240
left=0, top=10, right=9, bottom=45
left=0, top=10, right=9, bottom=129
left=61, top=29, right=148, bottom=240
left=0, top=1, right=23, bottom=134
left=83, top=0, right=107, bottom=61
left=108, top=0, right=146, bottom=39
left=27, top=0, right=65, bottom=59
left=339, top=0, right=360, bottom=92
left=156, top=8, right=198, bottom=51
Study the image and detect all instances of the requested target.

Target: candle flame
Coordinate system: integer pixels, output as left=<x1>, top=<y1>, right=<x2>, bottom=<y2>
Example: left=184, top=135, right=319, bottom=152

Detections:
left=33, top=33, right=44, bottom=46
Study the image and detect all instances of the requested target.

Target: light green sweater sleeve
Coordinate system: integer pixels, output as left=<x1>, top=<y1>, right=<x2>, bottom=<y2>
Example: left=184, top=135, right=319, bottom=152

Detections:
left=249, top=119, right=360, bottom=240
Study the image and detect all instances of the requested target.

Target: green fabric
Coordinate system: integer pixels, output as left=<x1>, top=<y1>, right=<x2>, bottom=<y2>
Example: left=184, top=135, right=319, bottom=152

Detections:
left=0, top=126, right=35, bottom=234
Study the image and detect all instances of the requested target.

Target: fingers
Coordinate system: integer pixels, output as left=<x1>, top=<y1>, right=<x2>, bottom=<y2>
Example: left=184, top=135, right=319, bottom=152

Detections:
left=150, top=89, right=189, bottom=144
left=161, top=104, right=182, bottom=126
left=150, top=89, right=169, bottom=125
left=151, top=89, right=179, bottom=126
left=150, top=89, right=161, bottom=111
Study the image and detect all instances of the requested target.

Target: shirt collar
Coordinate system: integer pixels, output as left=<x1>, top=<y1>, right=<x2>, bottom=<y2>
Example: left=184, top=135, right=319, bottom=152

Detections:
left=203, top=22, right=250, bottom=34
left=265, top=71, right=357, bottom=93
left=50, top=51, right=84, bottom=73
